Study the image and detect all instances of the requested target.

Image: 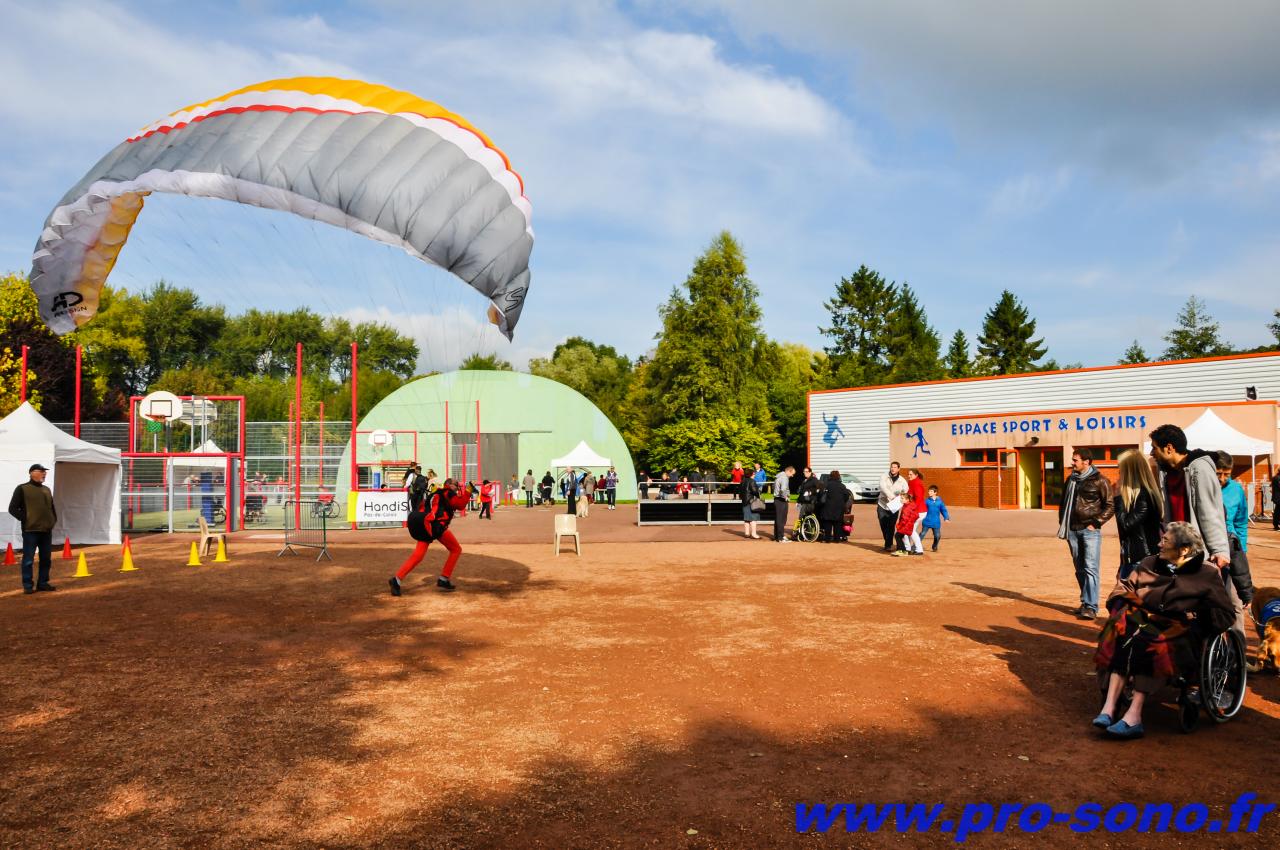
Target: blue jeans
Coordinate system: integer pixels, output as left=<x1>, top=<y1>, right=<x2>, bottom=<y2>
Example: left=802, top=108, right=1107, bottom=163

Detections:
left=1066, top=528, right=1101, bottom=612
left=21, top=530, right=53, bottom=589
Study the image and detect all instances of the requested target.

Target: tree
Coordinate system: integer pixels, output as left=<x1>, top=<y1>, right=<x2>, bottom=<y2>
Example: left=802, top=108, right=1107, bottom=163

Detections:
left=819, top=265, right=897, bottom=388
left=0, top=273, right=76, bottom=418
left=529, top=337, right=633, bottom=422
left=458, top=352, right=512, bottom=371
left=944, top=330, right=972, bottom=378
left=1161, top=296, right=1229, bottom=361
left=976, top=290, right=1047, bottom=375
left=1269, top=309, right=1280, bottom=347
left=1119, top=340, right=1149, bottom=365
left=884, top=283, right=943, bottom=384
left=766, top=343, right=824, bottom=471
left=645, top=417, right=777, bottom=479
left=637, top=232, right=775, bottom=427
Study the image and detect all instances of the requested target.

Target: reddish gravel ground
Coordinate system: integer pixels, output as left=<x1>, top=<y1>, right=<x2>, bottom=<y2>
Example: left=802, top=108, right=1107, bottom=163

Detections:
left=2, top=505, right=1279, bottom=848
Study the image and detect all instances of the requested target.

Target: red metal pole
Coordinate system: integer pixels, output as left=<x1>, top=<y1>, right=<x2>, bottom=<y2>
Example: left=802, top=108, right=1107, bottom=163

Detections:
left=19, top=345, right=28, bottom=403
left=475, top=400, right=481, bottom=483
left=294, top=342, right=302, bottom=529
left=350, top=341, right=358, bottom=530
left=319, top=401, right=325, bottom=486
left=74, top=345, right=82, bottom=436
left=444, top=401, right=449, bottom=481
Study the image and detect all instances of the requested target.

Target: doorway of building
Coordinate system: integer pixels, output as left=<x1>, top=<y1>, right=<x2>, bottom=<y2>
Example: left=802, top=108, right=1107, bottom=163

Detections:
left=1041, top=449, right=1065, bottom=510
left=997, top=449, right=1019, bottom=509
left=1018, top=451, right=1043, bottom=509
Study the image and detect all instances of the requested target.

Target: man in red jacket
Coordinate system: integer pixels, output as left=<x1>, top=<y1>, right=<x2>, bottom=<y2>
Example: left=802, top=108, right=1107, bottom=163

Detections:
left=390, top=479, right=470, bottom=594
left=478, top=479, right=494, bottom=519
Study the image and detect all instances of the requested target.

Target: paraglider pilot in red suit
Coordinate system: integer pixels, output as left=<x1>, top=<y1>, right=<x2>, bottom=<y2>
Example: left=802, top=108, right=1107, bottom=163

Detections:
left=390, top=478, right=470, bottom=595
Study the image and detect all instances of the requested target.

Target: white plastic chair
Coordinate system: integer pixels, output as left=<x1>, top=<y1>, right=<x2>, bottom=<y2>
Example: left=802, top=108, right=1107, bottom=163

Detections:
left=198, top=515, right=227, bottom=557
left=554, top=514, right=580, bottom=556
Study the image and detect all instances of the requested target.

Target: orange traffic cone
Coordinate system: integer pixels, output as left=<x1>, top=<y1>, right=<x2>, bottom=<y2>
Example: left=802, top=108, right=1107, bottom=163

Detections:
left=3, top=542, right=14, bottom=565
left=186, top=541, right=202, bottom=566
left=119, top=536, right=137, bottom=572
left=62, top=537, right=73, bottom=559
left=72, top=551, right=91, bottom=578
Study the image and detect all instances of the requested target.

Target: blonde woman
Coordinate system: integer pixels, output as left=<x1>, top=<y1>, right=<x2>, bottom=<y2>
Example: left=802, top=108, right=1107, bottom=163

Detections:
left=1112, top=449, right=1162, bottom=580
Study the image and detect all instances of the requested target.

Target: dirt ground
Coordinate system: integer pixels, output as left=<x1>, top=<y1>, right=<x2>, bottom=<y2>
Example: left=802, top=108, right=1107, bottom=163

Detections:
left=2, top=507, right=1279, bottom=849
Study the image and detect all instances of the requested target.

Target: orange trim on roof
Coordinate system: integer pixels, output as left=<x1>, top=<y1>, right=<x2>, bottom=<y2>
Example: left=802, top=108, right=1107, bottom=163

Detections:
left=887, top=399, right=1278, bottom=426
left=807, top=350, right=1280, bottom=398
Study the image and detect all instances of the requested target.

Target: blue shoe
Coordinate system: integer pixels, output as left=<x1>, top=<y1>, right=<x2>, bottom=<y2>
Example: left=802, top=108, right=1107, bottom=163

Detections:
left=1105, top=719, right=1144, bottom=739
left=1091, top=713, right=1112, bottom=729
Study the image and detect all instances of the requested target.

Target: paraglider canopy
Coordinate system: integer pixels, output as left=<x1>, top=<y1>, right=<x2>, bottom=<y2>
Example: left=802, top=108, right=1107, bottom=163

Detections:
left=29, top=76, right=533, bottom=339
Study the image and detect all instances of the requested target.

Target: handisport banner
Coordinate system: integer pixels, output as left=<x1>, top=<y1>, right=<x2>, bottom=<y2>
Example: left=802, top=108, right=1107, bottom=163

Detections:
left=347, top=490, right=411, bottom=523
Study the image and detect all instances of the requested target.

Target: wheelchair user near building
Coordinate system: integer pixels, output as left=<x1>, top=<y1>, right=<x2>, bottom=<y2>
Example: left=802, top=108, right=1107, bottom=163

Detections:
left=1092, top=522, right=1237, bottom=739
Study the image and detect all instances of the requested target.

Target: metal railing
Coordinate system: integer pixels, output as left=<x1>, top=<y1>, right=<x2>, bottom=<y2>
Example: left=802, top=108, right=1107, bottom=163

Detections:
left=277, top=499, right=335, bottom=561
left=635, top=479, right=781, bottom=526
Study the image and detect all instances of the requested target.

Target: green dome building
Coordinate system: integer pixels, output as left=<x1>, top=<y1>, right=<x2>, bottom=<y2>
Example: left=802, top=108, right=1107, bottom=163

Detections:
left=337, top=371, right=635, bottom=499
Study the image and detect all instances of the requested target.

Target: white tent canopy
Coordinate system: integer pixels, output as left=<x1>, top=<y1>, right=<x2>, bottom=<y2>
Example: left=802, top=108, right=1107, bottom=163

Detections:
left=178, top=439, right=229, bottom=468
left=1141, top=409, right=1273, bottom=457
left=550, top=441, right=612, bottom=469
left=0, top=402, right=122, bottom=547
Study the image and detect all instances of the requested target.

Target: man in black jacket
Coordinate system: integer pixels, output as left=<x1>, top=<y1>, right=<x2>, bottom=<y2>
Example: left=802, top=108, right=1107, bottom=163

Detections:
left=8, top=464, right=58, bottom=594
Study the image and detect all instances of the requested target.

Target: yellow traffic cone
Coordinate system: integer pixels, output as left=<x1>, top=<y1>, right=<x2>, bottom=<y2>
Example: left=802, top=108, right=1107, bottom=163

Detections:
left=120, top=537, right=137, bottom=572
left=72, top=551, right=92, bottom=578
left=213, top=537, right=229, bottom=563
left=187, top=541, right=202, bottom=566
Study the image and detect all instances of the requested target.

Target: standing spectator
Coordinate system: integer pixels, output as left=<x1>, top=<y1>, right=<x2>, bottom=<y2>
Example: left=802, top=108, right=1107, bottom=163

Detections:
left=507, top=474, right=519, bottom=506
left=773, top=465, right=794, bottom=543
left=478, top=479, right=494, bottom=519
left=604, top=466, right=618, bottom=510
left=402, top=464, right=418, bottom=491
left=818, top=471, right=851, bottom=543
left=688, top=467, right=703, bottom=497
left=921, top=485, right=950, bottom=552
left=583, top=470, right=597, bottom=505
left=1149, top=424, right=1232, bottom=570
left=740, top=470, right=763, bottom=539
left=752, top=462, right=767, bottom=494
left=638, top=471, right=650, bottom=500
left=1057, top=448, right=1115, bottom=621
left=563, top=466, right=579, bottom=515
left=893, top=491, right=923, bottom=556
left=8, top=464, right=57, bottom=594
left=522, top=469, right=537, bottom=508
left=730, top=461, right=745, bottom=498
left=540, top=471, right=555, bottom=506
left=906, top=469, right=926, bottom=507
left=1112, top=450, right=1162, bottom=581
left=1214, top=451, right=1254, bottom=633
left=876, top=462, right=909, bottom=551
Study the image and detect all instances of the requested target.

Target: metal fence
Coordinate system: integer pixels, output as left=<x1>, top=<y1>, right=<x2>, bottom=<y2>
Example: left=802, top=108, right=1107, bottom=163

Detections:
left=277, top=499, right=335, bottom=561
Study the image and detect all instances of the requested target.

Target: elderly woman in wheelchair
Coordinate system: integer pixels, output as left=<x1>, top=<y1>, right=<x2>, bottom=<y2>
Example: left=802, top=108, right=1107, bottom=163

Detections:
left=1093, top=522, right=1239, bottom=739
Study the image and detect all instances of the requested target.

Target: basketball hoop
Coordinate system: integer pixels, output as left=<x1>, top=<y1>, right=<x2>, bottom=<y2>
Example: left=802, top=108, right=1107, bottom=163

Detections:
left=143, top=414, right=168, bottom=434
left=368, top=429, right=394, bottom=448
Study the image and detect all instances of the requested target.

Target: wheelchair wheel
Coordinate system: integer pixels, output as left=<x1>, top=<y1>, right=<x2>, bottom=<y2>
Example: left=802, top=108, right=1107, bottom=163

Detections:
left=1200, top=630, right=1247, bottom=723
left=797, top=514, right=820, bottom=543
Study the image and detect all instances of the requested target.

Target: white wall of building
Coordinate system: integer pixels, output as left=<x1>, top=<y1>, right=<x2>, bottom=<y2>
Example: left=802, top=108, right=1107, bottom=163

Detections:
left=808, top=354, right=1280, bottom=485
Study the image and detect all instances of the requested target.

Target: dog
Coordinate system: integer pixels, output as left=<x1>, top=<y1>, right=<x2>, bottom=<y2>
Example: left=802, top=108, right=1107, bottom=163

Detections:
left=1247, top=587, right=1280, bottom=674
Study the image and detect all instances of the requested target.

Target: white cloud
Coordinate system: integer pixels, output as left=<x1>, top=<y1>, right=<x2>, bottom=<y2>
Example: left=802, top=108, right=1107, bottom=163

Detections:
left=987, top=169, right=1072, bottom=217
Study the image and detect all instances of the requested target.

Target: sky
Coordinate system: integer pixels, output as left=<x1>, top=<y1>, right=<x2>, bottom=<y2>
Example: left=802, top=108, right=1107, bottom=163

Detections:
left=2, top=0, right=1278, bottom=373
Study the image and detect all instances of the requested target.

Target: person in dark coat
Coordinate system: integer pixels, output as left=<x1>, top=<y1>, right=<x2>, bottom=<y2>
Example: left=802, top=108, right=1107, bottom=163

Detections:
left=817, top=471, right=852, bottom=543
left=8, top=463, right=58, bottom=594
left=740, top=472, right=763, bottom=538
left=1093, top=522, right=1235, bottom=739
left=1112, top=449, right=1163, bottom=580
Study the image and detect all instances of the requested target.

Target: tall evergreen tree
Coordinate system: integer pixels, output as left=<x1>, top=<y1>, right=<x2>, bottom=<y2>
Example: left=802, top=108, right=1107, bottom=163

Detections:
left=976, top=290, right=1047, bottom=375
left=1161, top=296, right=1229, bottom=360
left=944, top=329, right=972, bottom=378
left=1119, top=340, right=1149, bottom=365
left=885, top=284, right=944, bottom=383
left=819, top=265, right=897, bottom=387
left=632, top=232, right=777, bottom=471
left=1268, top=309, right=1280, bottom=348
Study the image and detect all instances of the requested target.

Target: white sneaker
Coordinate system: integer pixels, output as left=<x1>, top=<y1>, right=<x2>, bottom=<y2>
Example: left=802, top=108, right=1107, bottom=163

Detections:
left=778, top=537, right=791, bottom=543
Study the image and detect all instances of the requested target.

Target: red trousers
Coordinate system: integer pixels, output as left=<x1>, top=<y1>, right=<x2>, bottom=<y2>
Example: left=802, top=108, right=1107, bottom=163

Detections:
left=395, top=529, right=462, bottom=580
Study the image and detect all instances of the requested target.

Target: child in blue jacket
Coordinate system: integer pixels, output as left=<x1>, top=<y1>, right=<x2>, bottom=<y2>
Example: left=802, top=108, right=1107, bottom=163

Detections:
left=921, top=485, right=950, bottom=552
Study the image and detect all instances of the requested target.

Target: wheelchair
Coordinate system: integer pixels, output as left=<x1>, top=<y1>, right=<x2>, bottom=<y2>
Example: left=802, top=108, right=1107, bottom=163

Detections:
left=793, top=512, right=820, bottom=543
left=1111, top=628, right=1248, bottom=733
left=244, top=495, right=267, bottom=524
left=311, top=498, right=341, bottom=519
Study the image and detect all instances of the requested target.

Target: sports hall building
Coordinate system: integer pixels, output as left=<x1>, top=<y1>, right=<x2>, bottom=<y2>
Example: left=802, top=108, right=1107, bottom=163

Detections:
left=808, top=352, right=1280, bottom=510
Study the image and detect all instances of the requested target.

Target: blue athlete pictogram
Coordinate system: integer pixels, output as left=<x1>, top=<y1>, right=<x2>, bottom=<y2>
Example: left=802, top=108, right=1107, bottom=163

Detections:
left=906, top=427, right=931, bottom=459
left=822, top=413, right=846, bottom=448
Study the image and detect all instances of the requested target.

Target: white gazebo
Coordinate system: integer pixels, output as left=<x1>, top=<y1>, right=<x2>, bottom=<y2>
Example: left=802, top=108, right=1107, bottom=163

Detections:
left=0, top=402, right=122, bottom=547
left=1141, top=410, right=1274, bottom=462
left=550, top=441, right=612, bottom=470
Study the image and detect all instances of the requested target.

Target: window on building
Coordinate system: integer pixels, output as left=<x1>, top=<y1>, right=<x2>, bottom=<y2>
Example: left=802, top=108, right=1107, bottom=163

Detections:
left=1073, top=445, right=1136, bottom=465
left=960, top=449, right=998, bottom=466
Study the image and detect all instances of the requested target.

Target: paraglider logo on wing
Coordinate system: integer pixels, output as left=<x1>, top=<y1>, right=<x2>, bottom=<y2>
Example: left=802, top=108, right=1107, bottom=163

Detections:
left=27, top=76, right=533, bottom=338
